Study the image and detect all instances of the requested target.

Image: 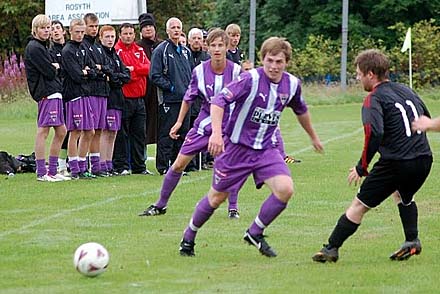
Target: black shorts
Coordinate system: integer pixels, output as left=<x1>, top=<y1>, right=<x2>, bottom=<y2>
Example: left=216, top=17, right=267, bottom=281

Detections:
left=357, top=155, right=432, bottom=208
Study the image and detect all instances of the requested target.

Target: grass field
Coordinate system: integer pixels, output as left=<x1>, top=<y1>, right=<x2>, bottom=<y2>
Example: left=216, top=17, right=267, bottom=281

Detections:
left=1, top=92, right=440, bottom=293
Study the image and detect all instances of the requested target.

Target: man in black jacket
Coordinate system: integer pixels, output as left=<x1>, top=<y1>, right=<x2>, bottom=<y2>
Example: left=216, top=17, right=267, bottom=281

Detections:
left=150, top=17, right=193, bottom=175
left=24, top=14, right=67, bottom=182
left=82, top=13, right=112, bottom=177
left=61, top=18, right=97, bottom=180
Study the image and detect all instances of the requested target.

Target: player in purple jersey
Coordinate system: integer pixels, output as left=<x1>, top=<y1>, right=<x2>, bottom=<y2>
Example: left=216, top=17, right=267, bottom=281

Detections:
left=313, top=49, right=432, bottom=263
left=138, top=28, right=242, bottom=217
left=179, top=37, right=324, bottom=257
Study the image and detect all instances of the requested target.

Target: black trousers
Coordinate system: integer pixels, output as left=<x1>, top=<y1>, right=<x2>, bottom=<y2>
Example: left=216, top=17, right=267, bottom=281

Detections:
left=156, top=102, right=190, bottom=174
left=113, top=98, right=146, bottom=173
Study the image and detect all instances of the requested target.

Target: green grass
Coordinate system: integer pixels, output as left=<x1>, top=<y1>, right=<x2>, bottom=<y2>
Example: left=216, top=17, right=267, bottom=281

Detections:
left=1, top=89, right=440, bottom=293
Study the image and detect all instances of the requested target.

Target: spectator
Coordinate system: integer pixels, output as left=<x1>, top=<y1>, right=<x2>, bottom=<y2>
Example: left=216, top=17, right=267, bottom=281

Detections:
left=137, top=13, right=161, bottom=150
left=150, top=17, right=193, bottom=175
left=113, top=23, right=151, bottom=175
left=225, top=23, right=243, bottom=64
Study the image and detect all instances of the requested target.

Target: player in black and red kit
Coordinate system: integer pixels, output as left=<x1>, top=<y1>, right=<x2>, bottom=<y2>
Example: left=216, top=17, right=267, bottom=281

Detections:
left=313, top=49, right=432, bottom=263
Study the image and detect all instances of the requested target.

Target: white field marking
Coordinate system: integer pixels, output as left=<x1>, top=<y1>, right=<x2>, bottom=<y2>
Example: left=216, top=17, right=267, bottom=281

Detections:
left=1, top=126, right=363, bottom=240
left=287, top=127, right=363, bottom=155
left=0, top=176, right=209, bottom=240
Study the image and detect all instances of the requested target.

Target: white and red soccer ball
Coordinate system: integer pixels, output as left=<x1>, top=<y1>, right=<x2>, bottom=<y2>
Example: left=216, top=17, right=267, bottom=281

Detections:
left=73, top=242, right=109, bottom=277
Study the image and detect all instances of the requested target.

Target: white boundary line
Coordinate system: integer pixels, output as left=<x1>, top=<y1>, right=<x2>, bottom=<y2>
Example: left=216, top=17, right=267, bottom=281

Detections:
left=0, top=127, right=363, bottom=240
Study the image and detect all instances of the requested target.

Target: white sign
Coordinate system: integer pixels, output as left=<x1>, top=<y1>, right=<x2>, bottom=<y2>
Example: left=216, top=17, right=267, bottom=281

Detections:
left=45, top=0, right=147, bottom=27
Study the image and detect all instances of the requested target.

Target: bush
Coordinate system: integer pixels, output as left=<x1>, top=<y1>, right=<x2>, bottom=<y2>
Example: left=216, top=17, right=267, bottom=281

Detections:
left=0, top=53, right=28, bottom=103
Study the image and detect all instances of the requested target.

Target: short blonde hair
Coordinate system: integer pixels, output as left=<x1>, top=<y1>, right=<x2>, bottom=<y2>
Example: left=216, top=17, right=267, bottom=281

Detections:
left=225, top=23, right=241, bottom=35
left=260, top=37, right=292, bottom=63
left=69, top=18, right=85, bottom=30
left=31, top=14, right=50, bottom=37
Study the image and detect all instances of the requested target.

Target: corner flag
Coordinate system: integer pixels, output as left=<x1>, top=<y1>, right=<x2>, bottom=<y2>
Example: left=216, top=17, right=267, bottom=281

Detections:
left=401, top=28, right=411, bottom=53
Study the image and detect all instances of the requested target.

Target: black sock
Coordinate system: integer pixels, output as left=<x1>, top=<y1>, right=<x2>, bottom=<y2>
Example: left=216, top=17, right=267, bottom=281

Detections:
left=328, top=214, right=360, bottom=248
left=398, top=202, right=418, bottom=241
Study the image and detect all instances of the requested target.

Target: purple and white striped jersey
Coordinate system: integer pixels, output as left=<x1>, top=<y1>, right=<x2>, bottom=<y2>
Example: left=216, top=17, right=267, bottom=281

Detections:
left=183, top=59, right=241, bottom=136
left=213, top=67, right=307, bottom=150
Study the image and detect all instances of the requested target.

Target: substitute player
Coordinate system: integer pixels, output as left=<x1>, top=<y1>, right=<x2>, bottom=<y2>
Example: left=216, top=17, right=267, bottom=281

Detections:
left=24, top=14, right=68, bottom=182
left=312, top=49, right=432, bottom=263
left=179, top=37, right=323, bottom=257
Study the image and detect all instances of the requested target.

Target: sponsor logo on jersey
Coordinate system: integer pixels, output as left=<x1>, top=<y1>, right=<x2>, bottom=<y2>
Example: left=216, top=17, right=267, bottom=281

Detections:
left=221, top=88, right=234, bottom=101
left=251, top=107, right=280, bottom=125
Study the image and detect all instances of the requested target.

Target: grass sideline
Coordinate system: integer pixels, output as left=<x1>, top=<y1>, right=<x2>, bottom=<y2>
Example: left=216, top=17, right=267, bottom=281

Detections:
left=1, top=89, right=440, bottom=293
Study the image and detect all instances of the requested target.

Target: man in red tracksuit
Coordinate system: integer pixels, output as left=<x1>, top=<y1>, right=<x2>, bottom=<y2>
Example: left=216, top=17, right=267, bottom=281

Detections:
left=113, top=23, right=151, bottom=175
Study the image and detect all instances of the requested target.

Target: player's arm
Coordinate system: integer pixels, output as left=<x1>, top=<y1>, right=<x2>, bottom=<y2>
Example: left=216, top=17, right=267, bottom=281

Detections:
left=412, top=116, right=440, bottom=132
left=29, top=45, right=57, bottom=80
left=208, top=104, right=225, bottom=156
left=296, top=111, right=323, bottom=153
left=355, top=95, right=383, bottom=177
left=170, top=70, right=198, bottom=139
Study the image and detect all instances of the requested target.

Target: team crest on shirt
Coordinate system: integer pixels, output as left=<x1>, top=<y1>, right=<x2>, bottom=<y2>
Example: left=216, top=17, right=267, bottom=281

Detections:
left=50, top=110, right=58, bottom=122
left=251, top=107, right=280, bottom=126
left=107, top=115, right=115, bottom=127
left=279, top=93, right=289, bottom=105
left=73, top=114, right=83, bottom=127
left=221, top=88, right=234, bottom=101
left=163, top=106, right=170, bottom=113
left=135, top=52, right=140, bottom=59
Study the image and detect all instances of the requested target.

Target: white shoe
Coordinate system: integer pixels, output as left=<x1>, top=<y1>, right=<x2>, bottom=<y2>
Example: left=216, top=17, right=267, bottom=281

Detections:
left=120, top=169, right=131, bottom=176
left=53, top=173, right=71, bottom=181
left=58, top=168, right=70, bottom=177
left=37, top=174, right=63, bottom=182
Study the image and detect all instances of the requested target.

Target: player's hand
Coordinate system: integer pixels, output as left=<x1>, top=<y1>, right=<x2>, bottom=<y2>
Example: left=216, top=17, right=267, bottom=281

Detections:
left=312, top=137, right=324, bottom=153
left=52, top=63, right=60, bottom=69
left=208, top=133, right=224, bottom=157
left=412, top=115, right=431, bottom=132
left=169, top=122, right=182, bottom=140
left=347, top=167, right=362, bottom=186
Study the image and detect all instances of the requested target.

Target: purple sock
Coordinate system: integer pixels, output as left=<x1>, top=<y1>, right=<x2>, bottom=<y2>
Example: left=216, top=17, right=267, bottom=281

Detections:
left=69, top=159, right=80, bottom=176
left=48, top=156, right=58, bottom=176
left=183, top=196, right=216, bottom=242
left=156, top=169, right=183, bottom=208
left=228, top=191, right=238, bottom=210
left=78, top=160, right=87, bottom=173
left=106, top=160, right=113, bottom=171
left=90, top=155, right=100, bottom=173
left=249, top=194, right=287, bottom=236
left=100, top=161, right=107, bottom=172
left=36, top=159, right=47, bottom=177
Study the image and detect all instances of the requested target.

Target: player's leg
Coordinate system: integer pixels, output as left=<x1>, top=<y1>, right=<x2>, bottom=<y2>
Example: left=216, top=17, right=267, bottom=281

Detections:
left=313, top=160, right=395, bottom=262
left=180, top=187, right=229, bottom=256
left=47, top=124, right=67, bottom=179
left=35, top=126, right=50, bottom=180
left=140, top=130, right=209, bottom=216
left=390, top=156, right=432, bottom=260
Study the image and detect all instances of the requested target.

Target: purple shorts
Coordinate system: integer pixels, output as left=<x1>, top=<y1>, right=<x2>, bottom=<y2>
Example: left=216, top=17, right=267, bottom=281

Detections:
left=105, top=109, right=122, bottom=131
left=179, top=127, right=209, bottom=156
left=212, top=137, right=291, bottom=193
left=37, top=98, right=65, bottom=127
left=66, top=97, right=95, bottom=131
left=88, top=96, right=107, bottom=130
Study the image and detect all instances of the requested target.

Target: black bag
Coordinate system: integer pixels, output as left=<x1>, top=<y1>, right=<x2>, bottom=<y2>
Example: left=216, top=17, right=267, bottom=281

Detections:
left=0, top=151, right=21, bottom=174
left=15, top=152, right=36, bottom=173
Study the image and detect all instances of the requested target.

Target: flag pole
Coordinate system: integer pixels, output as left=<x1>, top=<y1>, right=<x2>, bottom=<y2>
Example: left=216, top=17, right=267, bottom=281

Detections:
left=409, top=43, right=413, bottom=89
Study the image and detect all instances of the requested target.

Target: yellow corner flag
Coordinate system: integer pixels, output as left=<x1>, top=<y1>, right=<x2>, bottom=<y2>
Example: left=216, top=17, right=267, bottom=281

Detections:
left=401, top=28, right=411, bottom=53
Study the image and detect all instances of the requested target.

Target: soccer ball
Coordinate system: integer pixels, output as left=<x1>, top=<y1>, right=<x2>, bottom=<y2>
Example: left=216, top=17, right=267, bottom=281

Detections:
left=73, top=242, right=109, bottom=277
